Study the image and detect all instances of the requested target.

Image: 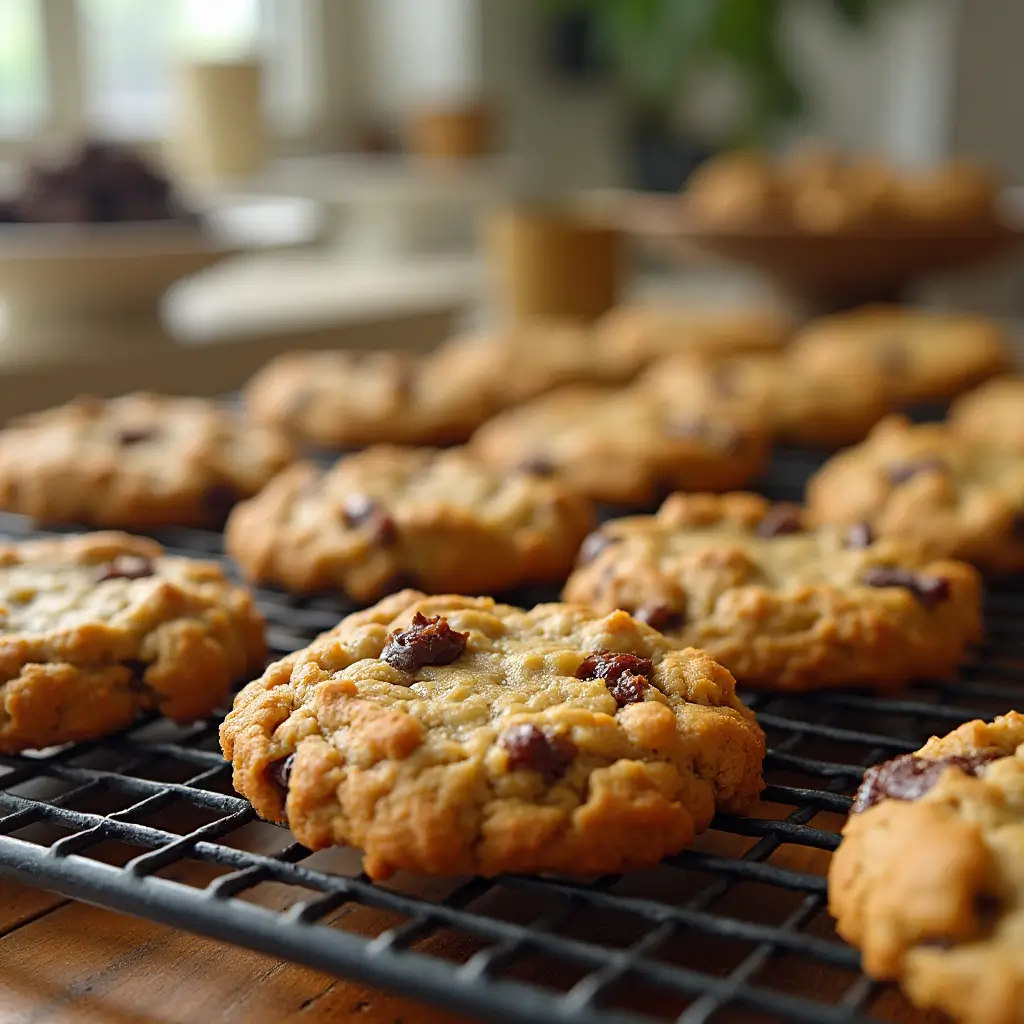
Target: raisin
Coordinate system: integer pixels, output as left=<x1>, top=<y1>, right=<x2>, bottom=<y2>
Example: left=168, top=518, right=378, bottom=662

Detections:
left=711, top=363, right=740, bottom=398
left=635, top=602, right=685, bottom=632
left=203, top=482, right=239, bottom=521
left=853, top=751, right=1002, bottom=813
left=577, top=531, right=618, bottom=566
left=381, top=612, right=469, bottom=672
left=499, top=724, right=576, bottom=783
left=266, top=753, right=295, bottom=800
left=121, top=659, right=150, bottom=693
left=116, top=426, right=156, bottom=445
left=576, top=649, right=653, bottom=707
left=519, top=456, right=556, bottom=477
left=342, top=494, right=398, bottom=546
left=861, top=566, right=950, bottom=607
left=379, top=572, right=421, bottom=596
left=756, top=503, right=804, bottom=538
left=886, top=458, right=947, bottom=485
left=878, top=341, right=910, bottom=376
left=95, top=555, right=155, bottom=582
left=845, top=522, right=875, bottom=549
left=1012, top=514, right=1024, bottom=539
left=668, top=417, right=742, bottom=454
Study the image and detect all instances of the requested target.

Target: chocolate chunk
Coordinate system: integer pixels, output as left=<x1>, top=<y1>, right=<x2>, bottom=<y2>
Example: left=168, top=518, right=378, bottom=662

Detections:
left=853, top=751, right=1002, bottom=813
left=342, top=494, right=398, bottom=545
left=95, top=555, right=155, bottom=582
left=519, top=456, right=556, bottom=477
left=756, top=503, right=804, bottom=538
left=635, top=602, right=685, bottom=632
left=845, top=522, right=875, bottom=549
left=499, top=724, right=576, bottom=783
left=577, top=531, right=618, bottom=566
left=203, top=482, right=239, bottom=520
left=861, top=566, right=950, bottom=607
left=381, top=611, right=469, bottom=672
left=886, top=458, right=947, bottom=485
left=116, top=426, right=156, bottom=446
left=576, top=649, right=653, bottom=707
left=266, top=753, right=295, bottom=800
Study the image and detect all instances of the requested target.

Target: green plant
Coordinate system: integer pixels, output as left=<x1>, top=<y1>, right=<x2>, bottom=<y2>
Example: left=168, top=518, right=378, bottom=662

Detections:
left=538, top=0, right=893, bottom=142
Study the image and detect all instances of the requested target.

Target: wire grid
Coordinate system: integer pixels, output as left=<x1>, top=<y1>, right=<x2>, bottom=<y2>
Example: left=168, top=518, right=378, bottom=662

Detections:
left=0, top=447, right=1021, bottom=1024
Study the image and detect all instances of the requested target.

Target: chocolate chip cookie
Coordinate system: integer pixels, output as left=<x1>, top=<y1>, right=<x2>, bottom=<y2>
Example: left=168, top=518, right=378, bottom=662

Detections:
left=562, top=492, right=982, bottom=691
left=637, top=352, right=889, bottom=448
left=0, top=532, right=266, bottom=752
left=596, top=303, right=790, bottom=375
left=469, top=385, right=770, bottom=506
left=224, top=445, right=594, bottom=600
left=220, top=589, right=765, bottom=879
left=789, top=306, right=1010, bottom=407
left=0, top=393, right=295, bottom=529
left=807, top=415, right=1024, bottom=573
left=949, top=376, right=1024, bottom=453
left=829, top=712, right=1024, bottom=1024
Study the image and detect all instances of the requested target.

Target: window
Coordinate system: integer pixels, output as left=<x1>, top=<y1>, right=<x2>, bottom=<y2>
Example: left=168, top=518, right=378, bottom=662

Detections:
left=0, top=0, right=46, bottom=135
left=0, top=0, right=317, bottom=143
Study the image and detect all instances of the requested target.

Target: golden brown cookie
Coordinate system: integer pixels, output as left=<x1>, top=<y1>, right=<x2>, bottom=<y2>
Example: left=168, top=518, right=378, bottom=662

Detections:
left=220, top=590, right=765, bottom=880
left=949, top=376, right=1024, bottom=453
left=562, top=492, right=981, bottom=691
left=0, top=532, right=266, bottom=753
left=829, top=712, right=1024, bottom=1024
left=225, top=445, right=594, bottom=600
left=789, top=306, right=1010, bottom=407
left=807, top=415, right=1024, bottom=573
left=469, top=385, right=770, bottom=506
left=0, top=393, right=295, bottom=528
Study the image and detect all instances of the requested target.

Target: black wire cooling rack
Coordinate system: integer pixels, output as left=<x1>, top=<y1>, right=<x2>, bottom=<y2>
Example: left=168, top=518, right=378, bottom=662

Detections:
left=0, top=445, right=1021, bottom=1024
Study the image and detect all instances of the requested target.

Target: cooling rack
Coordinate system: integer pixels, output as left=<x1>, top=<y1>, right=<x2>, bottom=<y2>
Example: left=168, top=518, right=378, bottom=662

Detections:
left=0, top=445, right=1021, bottom=1024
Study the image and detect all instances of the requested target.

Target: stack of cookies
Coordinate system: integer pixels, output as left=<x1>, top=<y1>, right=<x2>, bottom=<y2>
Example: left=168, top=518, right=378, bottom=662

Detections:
left=0, top=295, right=1021, bottom=1024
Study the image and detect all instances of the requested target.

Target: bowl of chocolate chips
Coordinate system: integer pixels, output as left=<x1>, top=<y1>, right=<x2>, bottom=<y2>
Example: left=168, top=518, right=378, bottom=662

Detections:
left=0, top=139, right=318, bottom=356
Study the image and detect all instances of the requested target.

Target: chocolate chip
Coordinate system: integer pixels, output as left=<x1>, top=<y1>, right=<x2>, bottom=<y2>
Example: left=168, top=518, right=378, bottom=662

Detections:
left=342, top=494, right=398, bottom=546
left=845, top=522, right=875, bottom=549
left=861, top=566, right=950, bottom=607
left=116, top=426, right=156, bottom=446
left=381, top=611, right=469, bottom=673
left=886, top=458, right=947, bottom=485
left=635, top=603, right=685, bottom=632
left=576, top=649, right=653, bottom=708
left=267, top=753, right=295, bottom=800
left=203, top=482, right=240, bottom=520
left=577, top=531, right=618, bottom=566
left=519, top=456, right=556, bottom=477
left=853, top=751, right=1002, bottom=813
left=95, top=555, right=155, bottom=582
left=756, top=503, right=804, bottom=538
left=499, top=724, right=576, bottom=783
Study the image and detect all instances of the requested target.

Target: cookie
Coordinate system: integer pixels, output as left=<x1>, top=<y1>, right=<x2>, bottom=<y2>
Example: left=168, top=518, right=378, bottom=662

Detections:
left=683, top=150, right=783, bottom=227
left=789, top=306, right=1009, bottom=407
left=225, top=445, right=594, bottom=600
left=562, top=492, right=981, bottom=691
left=896, top=159, right=999, bottom=224
left=0, top=532, right=266, bottom=753
left=829, top=712, right=1024, bottom=1024
left=596, top=303, right=790, bottom=375
left=949, top=376, right=1024, bottom=453
left=636, top=352, right=889, bottom=448
left=469, top=385, right=770, bottom=507
left=807, top=415, right=1024, bottom=573
left=220, top=589, right=765, bottom=880
left=0, top=393, right=295, bottom=529
left=244, top=349, right=495, bottom=448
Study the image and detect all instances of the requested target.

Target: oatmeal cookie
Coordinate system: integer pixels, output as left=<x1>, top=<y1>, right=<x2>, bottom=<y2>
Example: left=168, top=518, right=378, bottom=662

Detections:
left=469, top=385, right=770, bottom=507
left=562, top=492, right=981, bottom=691
left=789, top=306, right=1009, bottom=407
left=596, top=303, right=790, bottom=375
left=0, top=393, right=295, bottom=529
left=949, top=376, right=1024, bottom=453
left=220, top=590, right=765, bottom=879
left=0, top=532, right=266, bottom=752
left=225, top=445, right=594, bottom=600
left=829, top=712, right=1024, bottom=1024
left=244, top=349, right=495, bottom=448
left=807, top=415, right=1024, bottom=573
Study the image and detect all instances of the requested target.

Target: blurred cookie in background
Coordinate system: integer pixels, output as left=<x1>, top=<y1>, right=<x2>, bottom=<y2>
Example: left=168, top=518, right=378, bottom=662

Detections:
left=469, top=384, right=770, bottom=507
left=789, top=305, right=1009, bottom=408
left=948, top=376, right=1024, bottom=452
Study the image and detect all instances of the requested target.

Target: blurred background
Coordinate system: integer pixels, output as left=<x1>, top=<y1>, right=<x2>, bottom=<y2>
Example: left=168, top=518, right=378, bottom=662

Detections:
left=0, top=0, right=1021, bottom=404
